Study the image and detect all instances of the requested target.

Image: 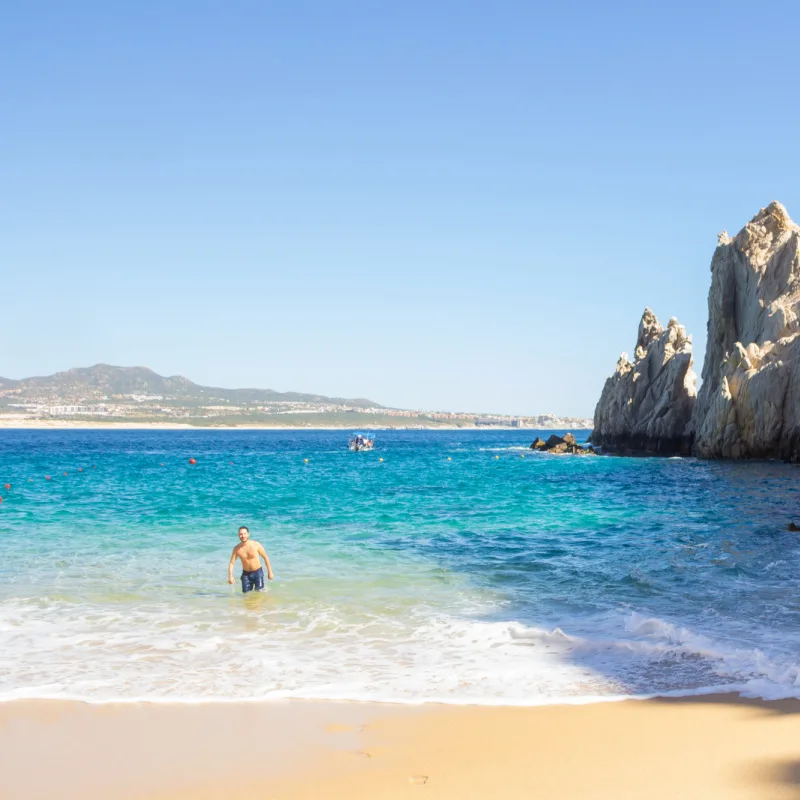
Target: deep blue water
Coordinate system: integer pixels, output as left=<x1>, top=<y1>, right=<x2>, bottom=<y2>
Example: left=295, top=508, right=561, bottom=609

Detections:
left=1, top=428, right=799, bottom=703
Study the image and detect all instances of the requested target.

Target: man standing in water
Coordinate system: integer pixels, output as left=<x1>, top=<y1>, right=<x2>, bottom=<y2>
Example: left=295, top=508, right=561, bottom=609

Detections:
left=228, top=526, right=274, bottom=592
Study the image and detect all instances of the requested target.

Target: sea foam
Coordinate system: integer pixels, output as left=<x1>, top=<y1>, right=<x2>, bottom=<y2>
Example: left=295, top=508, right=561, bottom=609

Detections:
left=2, top=428, right=800, bottom=705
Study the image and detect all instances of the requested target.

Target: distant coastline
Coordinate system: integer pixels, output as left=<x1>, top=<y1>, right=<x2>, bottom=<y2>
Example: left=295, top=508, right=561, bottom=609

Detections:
left=0, top=364, right=592, bottom=432
left=0, top=419, right=592, bottom=431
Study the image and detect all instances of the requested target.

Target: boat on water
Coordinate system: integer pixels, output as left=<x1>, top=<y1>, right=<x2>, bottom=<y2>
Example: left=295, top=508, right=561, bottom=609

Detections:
left=348, top=433, right=375, bottom=451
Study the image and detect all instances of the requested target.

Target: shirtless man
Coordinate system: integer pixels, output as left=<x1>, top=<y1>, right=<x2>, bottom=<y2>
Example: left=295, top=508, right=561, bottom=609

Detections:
left=228, top=526, right=274, bottom=592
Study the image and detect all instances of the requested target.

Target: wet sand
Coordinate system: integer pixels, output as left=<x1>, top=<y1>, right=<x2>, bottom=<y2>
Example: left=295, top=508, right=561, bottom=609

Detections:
left=2, top=695, right=800, bottom=799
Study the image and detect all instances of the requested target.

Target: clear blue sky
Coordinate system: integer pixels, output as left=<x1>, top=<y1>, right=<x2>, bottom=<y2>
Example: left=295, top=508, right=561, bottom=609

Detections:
left=3, top=1, right=799, bottom=416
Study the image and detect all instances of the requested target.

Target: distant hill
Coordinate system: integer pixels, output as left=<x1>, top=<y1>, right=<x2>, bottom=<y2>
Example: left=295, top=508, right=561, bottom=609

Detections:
left=0, top=364, right=382, bottom=408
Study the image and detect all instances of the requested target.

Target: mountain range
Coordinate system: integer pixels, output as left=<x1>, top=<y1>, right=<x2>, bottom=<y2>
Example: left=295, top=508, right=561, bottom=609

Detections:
left=0, top=364, right=382, bottom=409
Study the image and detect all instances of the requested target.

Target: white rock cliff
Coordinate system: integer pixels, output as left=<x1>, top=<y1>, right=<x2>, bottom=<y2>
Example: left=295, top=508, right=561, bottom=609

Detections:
left=691, top=201, right=800, bottom=458
left=592, top=201, right=800, bottom=459
left=591, top=309, right=697, bottom=454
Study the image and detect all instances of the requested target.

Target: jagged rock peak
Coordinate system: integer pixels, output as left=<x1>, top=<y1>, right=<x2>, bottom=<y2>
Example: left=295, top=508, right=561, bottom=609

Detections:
left=635, top=308, right=662, bottom=356
left=591, top=309, right=696, bottom=455
left=731, top=201, right=799, bottom=274
left=691, top=201, right=800, bottom=459
left=746, top=200, right=797, bottom=236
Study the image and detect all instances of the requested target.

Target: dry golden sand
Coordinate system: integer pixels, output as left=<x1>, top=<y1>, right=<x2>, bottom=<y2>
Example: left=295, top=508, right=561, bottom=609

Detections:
left=2, top=696, right=800, bottom=799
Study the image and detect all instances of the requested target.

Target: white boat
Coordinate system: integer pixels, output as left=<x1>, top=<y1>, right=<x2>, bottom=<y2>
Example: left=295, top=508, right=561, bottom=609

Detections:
left=348, top=433, right=374, bottom=451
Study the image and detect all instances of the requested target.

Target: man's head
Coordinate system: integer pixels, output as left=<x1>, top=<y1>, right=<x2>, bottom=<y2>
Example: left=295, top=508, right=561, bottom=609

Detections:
left=238, top=526, right=250, bottom=543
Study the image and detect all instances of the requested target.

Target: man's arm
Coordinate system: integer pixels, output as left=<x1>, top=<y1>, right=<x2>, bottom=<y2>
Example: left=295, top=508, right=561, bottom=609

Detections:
left=257, top=543, right=274, bottom=581
left=228, top=546, right=239, bottom=584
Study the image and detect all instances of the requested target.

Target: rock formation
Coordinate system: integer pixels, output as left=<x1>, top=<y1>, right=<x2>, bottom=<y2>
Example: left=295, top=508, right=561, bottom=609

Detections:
left=530, top=433, right=595, bottom=454
left=530, top=433, right=594, bottom=455
left=591, top=201, right=800, bottom=460
left=690, top=201, right=800, bottom=459
left=591, top=309, right=696, bottom=454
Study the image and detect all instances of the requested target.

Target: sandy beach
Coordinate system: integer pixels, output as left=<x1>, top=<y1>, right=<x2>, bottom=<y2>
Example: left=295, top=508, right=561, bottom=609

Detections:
left=4, top=432, right=800, bottom=798
left=2, top=695, right=799, bottom=799
left=0, top=419, right=469, bottom=431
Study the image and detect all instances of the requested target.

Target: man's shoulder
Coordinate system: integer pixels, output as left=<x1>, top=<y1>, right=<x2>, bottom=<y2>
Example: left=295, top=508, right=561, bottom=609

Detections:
left=250, top=539, right=263, bottom=548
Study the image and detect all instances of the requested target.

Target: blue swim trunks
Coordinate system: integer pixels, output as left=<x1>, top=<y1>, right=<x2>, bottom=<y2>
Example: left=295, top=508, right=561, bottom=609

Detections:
left=241, top=567, right=265, bottom=593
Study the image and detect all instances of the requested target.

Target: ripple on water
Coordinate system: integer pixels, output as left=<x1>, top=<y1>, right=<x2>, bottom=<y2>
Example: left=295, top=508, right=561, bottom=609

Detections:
left=0, top=429, right=799, bottom=703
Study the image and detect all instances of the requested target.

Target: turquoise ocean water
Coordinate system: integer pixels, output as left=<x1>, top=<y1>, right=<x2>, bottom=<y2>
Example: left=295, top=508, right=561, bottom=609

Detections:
left=1, top=429, right=799, bottom=704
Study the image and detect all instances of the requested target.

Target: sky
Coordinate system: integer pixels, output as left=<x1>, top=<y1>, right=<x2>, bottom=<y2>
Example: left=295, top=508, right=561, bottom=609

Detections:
left=3, top=1, right=800, bottom=416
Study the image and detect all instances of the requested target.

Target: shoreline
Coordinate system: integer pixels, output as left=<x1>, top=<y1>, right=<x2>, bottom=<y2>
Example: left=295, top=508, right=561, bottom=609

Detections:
left=2, top=694, right=799, bottom=799
left=0, top=684, right=771, bottom=707
left=0, top=419, right=591, bottom=431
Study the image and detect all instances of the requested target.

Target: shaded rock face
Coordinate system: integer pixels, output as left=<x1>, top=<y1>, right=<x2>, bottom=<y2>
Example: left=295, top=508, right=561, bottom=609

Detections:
left=591, top=310, right=696, bottom=454
left=691, top=202, right=800, bottom=459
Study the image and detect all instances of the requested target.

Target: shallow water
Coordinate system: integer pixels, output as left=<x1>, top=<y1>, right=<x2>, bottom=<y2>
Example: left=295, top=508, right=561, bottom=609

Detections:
left=1, top=429, right=799, bottom=704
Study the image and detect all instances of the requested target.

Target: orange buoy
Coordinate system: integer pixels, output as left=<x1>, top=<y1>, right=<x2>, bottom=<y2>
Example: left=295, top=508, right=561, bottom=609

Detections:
left=78, top=468, right=83, bottom=472
left=46, top=476, right=51, bottom=481
left=3, top=483, right=9, bottom=489
left=189, top=458, right=197, bottom=465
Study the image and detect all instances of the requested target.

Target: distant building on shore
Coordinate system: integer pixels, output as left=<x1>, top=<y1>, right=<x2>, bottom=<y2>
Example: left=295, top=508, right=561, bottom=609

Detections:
left=45, top=405, right=109, bottom=416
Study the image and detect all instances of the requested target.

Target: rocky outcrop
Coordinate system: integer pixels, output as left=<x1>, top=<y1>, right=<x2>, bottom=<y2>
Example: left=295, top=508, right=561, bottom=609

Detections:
left=591, top=309, right=696, bottom=454
left=690, top=202, right=800, bottom=459
left=530, top=433, right=595, bottom=454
